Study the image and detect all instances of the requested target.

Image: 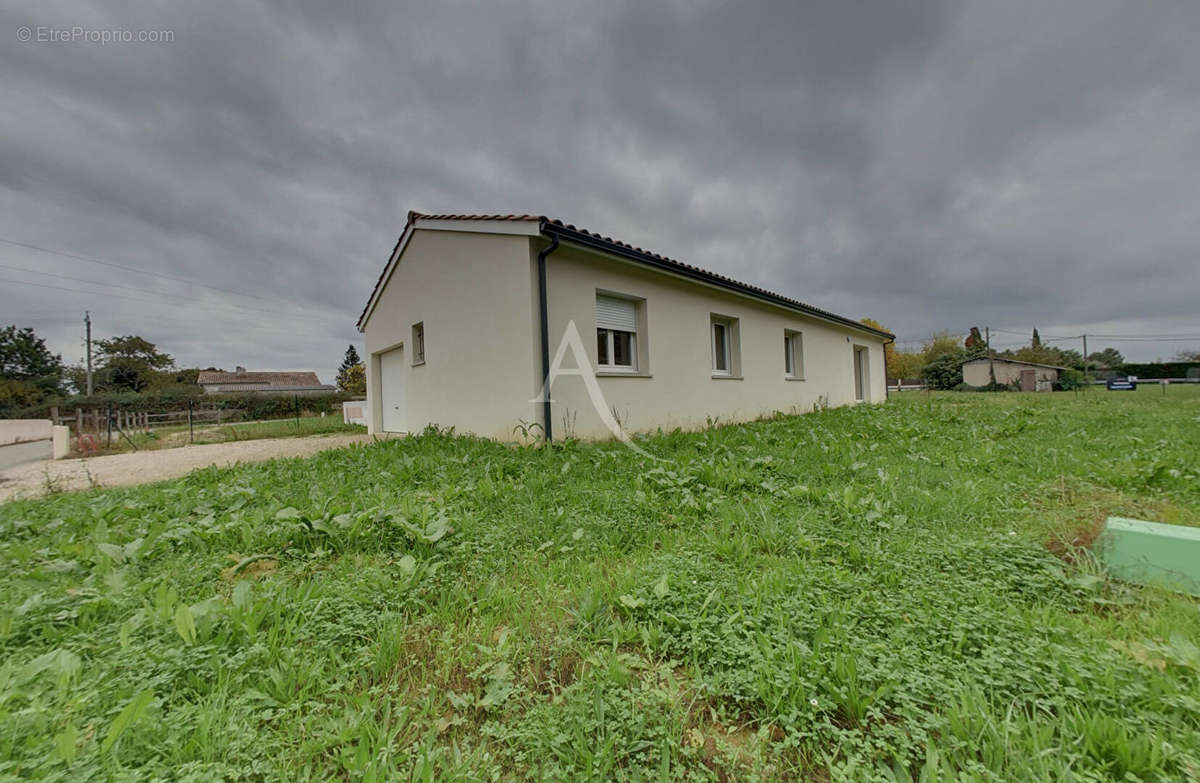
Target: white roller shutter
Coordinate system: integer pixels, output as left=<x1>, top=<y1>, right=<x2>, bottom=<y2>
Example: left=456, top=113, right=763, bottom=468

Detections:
left=595, top=295, right=637, bottom=331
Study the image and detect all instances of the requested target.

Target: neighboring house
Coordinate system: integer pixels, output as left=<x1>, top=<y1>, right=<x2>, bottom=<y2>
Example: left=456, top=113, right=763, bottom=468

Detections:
left=196, top=367, right=336, bottom=396
left=356, top=211, right=893, bottom=441
left=962, top=357, right=1063, bottom=391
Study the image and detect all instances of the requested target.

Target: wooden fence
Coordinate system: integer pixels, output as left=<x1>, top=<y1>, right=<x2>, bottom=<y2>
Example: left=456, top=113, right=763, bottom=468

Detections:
left=49, top=403, right=246, bottom=451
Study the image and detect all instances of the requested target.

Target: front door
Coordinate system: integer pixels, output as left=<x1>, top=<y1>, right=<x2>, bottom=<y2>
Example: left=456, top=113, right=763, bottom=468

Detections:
left=379, top=346, right=407, bottom=432
left=853, top=346, right=867, bottom=402
left=1020, top=369, right=1036, bottom=392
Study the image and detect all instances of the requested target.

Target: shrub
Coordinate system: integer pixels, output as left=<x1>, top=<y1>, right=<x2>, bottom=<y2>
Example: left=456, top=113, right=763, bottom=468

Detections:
left=11, top=390, right=354, bottom=420
left=1056, top=368, right=1086, bottom=391
left=923, top=350, right=967, bottom=390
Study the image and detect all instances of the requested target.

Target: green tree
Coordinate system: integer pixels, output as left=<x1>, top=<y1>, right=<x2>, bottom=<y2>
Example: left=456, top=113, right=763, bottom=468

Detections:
left=1087, top=348, right=1124, bottom=369
left=339, top=363, right=366, bottom=396
left=337, top=344, right=365, bottom=395
left=923, top=352, right=966, bottom=390
left=94, top=335, right=174, bottom=392
left=0, top=325, right=65, bottom=400
left=860, top=318, right=900, bottom=378
left=1032, top=328, right=1042, bottom=348
left=339, top=344, right=361, bottom=374
left=1057, top=368, right=1086, bottom=390
left=918, top=331, right=968, bottom=389
left=889, top=350, right=925, bottom=380
left=1008, top=345, right=1083, bottom=370
left=920, top=331, right=964, bottom=362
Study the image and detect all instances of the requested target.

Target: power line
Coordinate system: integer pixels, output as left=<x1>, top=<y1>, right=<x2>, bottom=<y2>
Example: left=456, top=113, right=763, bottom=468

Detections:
left=0, top=275, right=201, bottom=308
left=0, top=262, right=345, bottom=323
left=0, top=278, right=349, bottom=337
left=1086, top=336, right=1200, bottom=342
left=1086, top=333, right=1200, bottom=339
left=0, top=262, right=260, bottom=315
left=991, top=327, right=1076, bottom=341
left=0, top=236, right=267, bottom=301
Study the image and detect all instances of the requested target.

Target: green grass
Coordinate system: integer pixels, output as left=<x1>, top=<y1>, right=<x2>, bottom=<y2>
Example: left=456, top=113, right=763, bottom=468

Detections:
left=2, top=390, right=1199, bottom=780
left=82, top=416, right=364, bottom=456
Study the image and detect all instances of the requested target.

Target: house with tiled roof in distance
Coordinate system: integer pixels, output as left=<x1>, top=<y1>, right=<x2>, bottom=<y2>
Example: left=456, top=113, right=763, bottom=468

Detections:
left=196, top=367, right=336, bottom=396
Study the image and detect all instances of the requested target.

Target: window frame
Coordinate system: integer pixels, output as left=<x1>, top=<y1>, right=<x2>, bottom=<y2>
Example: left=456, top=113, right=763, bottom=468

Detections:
left=411, top=322, right=425, bottom=366
left=595, top=292, right=643, bottom=374
left=710, top=314, right=740, bottom=378
left=784, top=329, right=804, bottom=380
left=712, top=321, right=730, bottom=375
left=596, top=327, right=638, bottom=372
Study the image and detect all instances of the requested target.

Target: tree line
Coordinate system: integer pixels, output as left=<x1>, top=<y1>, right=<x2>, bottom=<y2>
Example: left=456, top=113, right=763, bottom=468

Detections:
left=864, top=319, right=1199, bottom=390
left=1, top=324, right=367, bottom=417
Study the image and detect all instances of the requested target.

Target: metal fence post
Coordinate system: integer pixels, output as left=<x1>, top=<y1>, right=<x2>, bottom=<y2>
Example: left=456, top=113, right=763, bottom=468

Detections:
left=188, top=399, right=194, bottom=444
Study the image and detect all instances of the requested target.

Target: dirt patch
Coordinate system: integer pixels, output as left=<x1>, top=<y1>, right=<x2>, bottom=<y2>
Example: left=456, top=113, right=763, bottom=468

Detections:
left=1045, top=516, right=1106, bottom=563
left=0, top=433, right=370, bottom=503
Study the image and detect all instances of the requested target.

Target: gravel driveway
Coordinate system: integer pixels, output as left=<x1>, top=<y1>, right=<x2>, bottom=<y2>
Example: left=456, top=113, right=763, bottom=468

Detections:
left=0, top=433, right=371, bottom=503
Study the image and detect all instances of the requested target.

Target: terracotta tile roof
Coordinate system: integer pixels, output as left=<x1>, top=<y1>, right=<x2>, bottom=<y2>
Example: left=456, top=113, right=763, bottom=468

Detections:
left=409, top=212, right=546, bottom=222
left=196, top=370, right=332, bottom=389
left=357, top=211, right=893, bottom=340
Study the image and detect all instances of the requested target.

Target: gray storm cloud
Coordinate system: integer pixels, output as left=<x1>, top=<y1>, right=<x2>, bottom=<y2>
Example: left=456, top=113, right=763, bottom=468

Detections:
left=1, top=0, right=1197, bottom=379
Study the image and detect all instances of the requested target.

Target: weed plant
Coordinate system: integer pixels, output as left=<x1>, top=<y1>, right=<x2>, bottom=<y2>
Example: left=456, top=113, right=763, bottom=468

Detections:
left=1, top=389, right=1198, bottom=780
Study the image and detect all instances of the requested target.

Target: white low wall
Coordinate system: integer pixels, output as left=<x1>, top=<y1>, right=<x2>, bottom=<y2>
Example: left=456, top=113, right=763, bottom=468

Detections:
left=0, top=419, right=52, bottom=446
left=52, top=425, right=70, bottom=459
left=342, top=400, right=367, bottom=426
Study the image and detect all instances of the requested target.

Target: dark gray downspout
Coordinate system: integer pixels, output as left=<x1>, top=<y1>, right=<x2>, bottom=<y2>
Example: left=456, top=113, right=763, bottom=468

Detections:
left=883, top=336, right=895, bottom=399
left=536, top=231, right=560, bottom=442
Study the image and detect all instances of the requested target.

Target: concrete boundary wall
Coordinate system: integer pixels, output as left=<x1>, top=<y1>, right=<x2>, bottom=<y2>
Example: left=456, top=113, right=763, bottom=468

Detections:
left=52, top=426, right=69, bottom=459
left=342, top=400, right=367, bottom=426
left=0, top=419, right=52, bottom=446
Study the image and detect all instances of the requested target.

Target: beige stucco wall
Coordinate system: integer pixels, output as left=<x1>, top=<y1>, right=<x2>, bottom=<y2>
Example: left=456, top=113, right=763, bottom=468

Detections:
left=361, top=230, right=888, bottom=441
left=963, top=360, right=1058, bottom=387
left=542, top=244, right=888, bottom=439
left=362, top=229, right=540, bottom=439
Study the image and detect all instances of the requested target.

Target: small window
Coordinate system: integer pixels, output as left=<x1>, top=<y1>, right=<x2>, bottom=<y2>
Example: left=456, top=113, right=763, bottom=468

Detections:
left=596, top=294, right=638, bottom=371
left=711, top=314, right=739, bottom=376
left=785, top=330, right=804, bottom=379
left=713, top=322, right=729, bottom=373
left=411, top=322, right=425, bottom=365
left=853, top=345, right=867, bottom=401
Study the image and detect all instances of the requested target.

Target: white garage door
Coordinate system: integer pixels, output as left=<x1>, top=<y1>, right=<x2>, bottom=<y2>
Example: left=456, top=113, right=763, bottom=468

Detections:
left=379, top=346, right=407, bottom=433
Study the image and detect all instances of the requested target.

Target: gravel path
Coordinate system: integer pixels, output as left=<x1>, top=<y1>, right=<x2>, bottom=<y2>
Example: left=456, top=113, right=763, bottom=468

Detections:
left=0, top=433, right=371, bottom=503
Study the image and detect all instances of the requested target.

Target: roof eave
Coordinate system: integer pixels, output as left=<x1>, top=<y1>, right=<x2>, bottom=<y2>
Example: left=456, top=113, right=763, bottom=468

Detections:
left=354, top=211, right=895, bottom=342
left=537, top=220, right=894, bottom=341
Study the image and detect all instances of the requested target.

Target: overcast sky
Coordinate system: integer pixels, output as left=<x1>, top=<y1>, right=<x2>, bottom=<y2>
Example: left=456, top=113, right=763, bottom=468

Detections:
left=2, top=0, right=1198, bottom=383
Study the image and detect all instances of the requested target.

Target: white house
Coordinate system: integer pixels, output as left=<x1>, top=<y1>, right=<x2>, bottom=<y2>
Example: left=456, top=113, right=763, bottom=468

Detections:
left=356, top=212, right=892, bottom=441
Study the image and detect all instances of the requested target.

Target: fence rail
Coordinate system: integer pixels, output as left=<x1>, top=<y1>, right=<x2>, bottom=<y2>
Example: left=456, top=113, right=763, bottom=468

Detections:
left=48, top=403, right=250, bottom=452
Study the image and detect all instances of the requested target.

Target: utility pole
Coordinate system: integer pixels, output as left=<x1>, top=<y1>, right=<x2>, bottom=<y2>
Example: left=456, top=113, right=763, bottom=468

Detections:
left=986, top=326, right=996, bottom=387
left=84, top=311, right=94, bottom=396
left=1081, top=334, right=1088, bottom=387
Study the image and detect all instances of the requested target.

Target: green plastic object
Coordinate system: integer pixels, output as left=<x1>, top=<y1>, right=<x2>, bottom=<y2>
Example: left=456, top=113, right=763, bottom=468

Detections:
left=1095, top=517, right=1200, bottom=596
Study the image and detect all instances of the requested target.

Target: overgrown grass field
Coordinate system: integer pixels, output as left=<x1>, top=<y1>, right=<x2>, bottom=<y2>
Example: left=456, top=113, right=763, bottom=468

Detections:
left=2, top=390, right=1198, bottom=780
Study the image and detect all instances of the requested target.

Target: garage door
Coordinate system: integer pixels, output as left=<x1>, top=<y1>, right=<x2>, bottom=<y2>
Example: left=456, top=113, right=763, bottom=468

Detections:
left=379, top=346, right=407, bottom=433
